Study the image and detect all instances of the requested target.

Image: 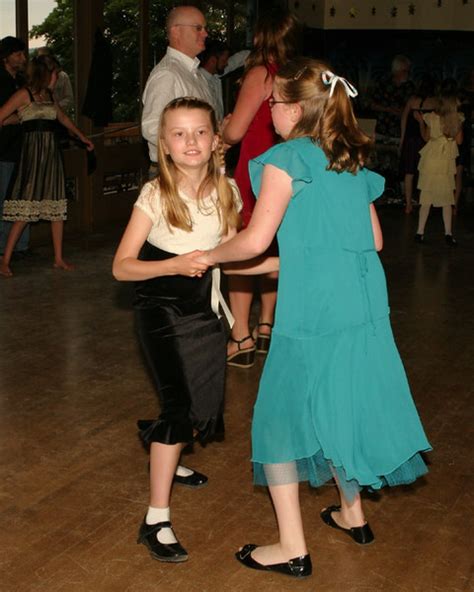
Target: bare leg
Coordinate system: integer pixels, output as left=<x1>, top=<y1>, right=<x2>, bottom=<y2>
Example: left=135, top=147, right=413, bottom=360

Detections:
left=149, top=442, right=183, bottom=508
left=442, top=205, right=453, bottom=236
left=254, top=272, right=278, bottom=339
left=404, top=174, right=414, bottom=214
left=327, top=489, right=366, bottom=529
left=0, top=221, right=28, bottom=277
left=227, top=275, right=254, bottom=357
left=250, top=481, right=308, bottom=565
left=417, top=204, right=431, bottom=235
left=51, top=220, right=73, bottom=270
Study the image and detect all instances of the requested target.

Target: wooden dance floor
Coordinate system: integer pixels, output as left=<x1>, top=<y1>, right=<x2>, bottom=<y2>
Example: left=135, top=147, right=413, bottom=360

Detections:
left=1, top=207, right=473, bottom=591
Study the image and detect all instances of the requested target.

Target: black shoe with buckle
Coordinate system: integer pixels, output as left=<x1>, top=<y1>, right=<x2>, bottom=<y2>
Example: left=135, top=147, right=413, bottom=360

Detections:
left=320, top=505, right=374, bottom=545
left=174, top=468, right=208, bottom=488
left=137, top=519, right=188, bottom=562
left=235, top=544, right=312, bottom=578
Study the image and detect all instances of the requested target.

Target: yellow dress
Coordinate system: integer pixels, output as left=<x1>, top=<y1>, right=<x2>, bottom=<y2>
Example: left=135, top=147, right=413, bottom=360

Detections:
left=417, top=112, right=462, bottom=207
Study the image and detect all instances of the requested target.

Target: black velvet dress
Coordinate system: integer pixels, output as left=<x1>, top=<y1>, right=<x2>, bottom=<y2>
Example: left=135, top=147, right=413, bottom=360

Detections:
left=134, top=241, right=227, bottom=446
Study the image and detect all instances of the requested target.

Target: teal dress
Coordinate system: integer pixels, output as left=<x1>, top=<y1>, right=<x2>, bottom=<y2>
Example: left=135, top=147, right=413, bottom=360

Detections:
left=249, top=138, right=431, bottom=499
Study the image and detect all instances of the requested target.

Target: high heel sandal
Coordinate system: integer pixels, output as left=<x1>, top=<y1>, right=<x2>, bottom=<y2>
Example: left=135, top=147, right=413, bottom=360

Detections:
left=227, top=335, right=256, bottom=368
left=252, top=322, right=273, bottom=354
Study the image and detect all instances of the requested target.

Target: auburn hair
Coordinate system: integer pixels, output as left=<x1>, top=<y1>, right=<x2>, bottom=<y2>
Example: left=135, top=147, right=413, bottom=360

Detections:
left=155, top=97, right=240, bottom=235
left=240, top=10, right=300, bottom=83
left=274, top=57, right=373, bottom=174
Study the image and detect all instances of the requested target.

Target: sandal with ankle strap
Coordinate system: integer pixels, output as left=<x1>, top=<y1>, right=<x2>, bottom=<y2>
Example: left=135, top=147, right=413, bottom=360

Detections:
left=227, top=335, right=256, bottom=368
left=252, top=322, right=273, bottom=354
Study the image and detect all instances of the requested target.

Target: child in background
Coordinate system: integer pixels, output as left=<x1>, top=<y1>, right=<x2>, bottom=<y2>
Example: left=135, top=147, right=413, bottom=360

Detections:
left=415, top=92, right=464, bottom=245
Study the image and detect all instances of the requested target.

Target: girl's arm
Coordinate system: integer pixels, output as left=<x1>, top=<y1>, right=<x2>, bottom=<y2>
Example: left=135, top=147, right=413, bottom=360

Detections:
left=112, top=207, right=209, bottom=281
left=218, top=224, right=279, bottom=274
left=223, top=256, right=279, bottom=275
left=370, top=203, right=383, bottom=251
left=414, top=110, right=430, bottom=142
left=455, top=128, right=463, bottom=145
left=0, top=88, right=29, bottom=126
left=200, top=164, right=292, bottom=265
left=55, top=104, right=94, bottom=151
left=222, top=66, right=271, bottom=145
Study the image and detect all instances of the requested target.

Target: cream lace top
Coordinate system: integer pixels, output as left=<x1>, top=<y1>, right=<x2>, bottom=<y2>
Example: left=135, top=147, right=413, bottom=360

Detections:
left=134, top=179, right=242, bottom=254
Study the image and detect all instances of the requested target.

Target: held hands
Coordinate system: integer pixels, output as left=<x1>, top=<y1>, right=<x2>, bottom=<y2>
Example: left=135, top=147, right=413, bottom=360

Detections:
left=173, top=250, right=209, bottom=278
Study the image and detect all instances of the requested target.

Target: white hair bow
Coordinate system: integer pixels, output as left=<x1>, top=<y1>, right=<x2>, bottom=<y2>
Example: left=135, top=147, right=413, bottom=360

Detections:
left=322, top=70, right=358, bottom=98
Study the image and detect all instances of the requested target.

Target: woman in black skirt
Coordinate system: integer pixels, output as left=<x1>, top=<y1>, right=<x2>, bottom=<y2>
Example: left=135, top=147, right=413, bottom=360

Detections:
left=113, top=97, right=241, bottom=562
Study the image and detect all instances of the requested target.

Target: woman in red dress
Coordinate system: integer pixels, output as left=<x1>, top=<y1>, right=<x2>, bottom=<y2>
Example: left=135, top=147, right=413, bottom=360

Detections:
left=222, top=11, right=299, bottom=367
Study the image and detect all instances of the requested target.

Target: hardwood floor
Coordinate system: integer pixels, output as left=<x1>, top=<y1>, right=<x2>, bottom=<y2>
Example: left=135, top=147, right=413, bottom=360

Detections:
left=0, top=206, right=473, bottom=591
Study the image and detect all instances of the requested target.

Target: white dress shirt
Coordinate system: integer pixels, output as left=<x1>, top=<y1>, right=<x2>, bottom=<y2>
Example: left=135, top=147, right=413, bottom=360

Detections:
left=141, top=47, right=215, bottom=162
left=200, top=68, right=223, bottom=121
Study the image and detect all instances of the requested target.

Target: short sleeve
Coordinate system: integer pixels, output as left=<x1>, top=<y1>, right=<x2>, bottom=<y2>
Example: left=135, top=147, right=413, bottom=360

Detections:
left=249, top=139, right=313, bottom=200
left=228, top=178, right=243, bottom=213
left=361, top=168, right=385, bottom=203
left=134, top=182, right=160, bottom=223
left=423, top=111, right=434, bottom=126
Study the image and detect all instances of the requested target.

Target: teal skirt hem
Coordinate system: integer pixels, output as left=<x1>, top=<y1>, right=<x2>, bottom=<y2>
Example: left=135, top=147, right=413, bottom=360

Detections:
left=252, top=449, right=429, bottom=501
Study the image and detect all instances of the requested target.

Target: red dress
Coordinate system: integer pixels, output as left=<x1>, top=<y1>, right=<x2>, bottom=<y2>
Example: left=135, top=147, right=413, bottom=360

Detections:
left=233, top=64, right=278, bottom=227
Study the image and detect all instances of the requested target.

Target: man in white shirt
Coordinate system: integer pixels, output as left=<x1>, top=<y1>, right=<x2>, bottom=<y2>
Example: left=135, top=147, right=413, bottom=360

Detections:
left=141, top=5, right=215, bottom=164
left=198, top=41, right=230, bottom=122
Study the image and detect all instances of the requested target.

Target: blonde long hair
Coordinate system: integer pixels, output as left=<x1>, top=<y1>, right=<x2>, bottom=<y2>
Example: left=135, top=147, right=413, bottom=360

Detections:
left=156, top=97, right=240, bottom=235
left=274, top=58, right=373, bottom=174
left=436, top=94, right=462, bottom=139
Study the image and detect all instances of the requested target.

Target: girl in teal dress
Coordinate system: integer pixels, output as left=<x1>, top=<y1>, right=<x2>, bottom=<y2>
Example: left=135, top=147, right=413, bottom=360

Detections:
left=199, top=58, right=431, bottom=579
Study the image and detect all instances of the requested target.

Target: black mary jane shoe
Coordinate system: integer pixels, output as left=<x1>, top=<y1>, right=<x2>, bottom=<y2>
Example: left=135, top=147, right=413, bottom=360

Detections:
left=137, top=519, right=188, bottom=563
left=235, top=544, right=312, bottom=579
left=173, top=468, right=208, bottom=488
left=227, top=335, right=256, bottom=368
left=320, top=505, right=374, bottom=545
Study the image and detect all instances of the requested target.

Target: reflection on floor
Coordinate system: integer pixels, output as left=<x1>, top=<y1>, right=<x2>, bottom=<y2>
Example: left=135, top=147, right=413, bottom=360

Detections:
left=0, top=206, right=473, bottom=592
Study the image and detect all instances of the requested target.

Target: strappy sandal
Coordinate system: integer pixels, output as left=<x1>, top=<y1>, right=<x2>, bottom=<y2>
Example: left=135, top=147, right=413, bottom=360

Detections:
left=252, top=322, right=273, bottom=354
left=227, top=335, right=256, bottom=368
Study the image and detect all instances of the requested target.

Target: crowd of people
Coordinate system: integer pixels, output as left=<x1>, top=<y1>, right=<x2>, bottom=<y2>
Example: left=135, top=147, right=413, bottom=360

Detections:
left=5, top=3, right=472, bottom=581
left=370, top=54, right=473, bottom=245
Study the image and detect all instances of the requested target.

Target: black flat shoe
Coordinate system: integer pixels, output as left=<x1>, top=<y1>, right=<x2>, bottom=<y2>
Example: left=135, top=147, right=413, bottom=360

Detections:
left=227, top=335, right=256, bottom=368
left=137, top=519, right=188, bottom=563
left=445, top=234, right=457, bottom=246
left=235, top=544, right=312, bottom=578
left=174, top=468, right=208, bottom=488
left=320, top=505, right=374, bottom=545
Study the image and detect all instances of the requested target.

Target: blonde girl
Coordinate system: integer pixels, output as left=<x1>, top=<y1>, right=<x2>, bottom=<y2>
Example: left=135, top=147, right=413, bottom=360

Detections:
left=113, top=97, right=240, bottom=563
left=199, top=58, right=431, bottom=579
left=415, top=92, right=464, bottom=245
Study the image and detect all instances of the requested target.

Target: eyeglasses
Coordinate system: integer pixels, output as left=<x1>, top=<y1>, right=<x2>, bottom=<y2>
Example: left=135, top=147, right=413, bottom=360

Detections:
left=268, top=97, right=293, bottom=108
left=173, top=23, right=207, bottom=32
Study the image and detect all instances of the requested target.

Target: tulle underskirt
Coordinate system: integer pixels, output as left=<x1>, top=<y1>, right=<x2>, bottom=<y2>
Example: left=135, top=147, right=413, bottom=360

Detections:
left=253, top=449, right=428, bottom=501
